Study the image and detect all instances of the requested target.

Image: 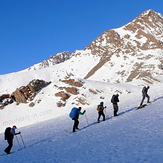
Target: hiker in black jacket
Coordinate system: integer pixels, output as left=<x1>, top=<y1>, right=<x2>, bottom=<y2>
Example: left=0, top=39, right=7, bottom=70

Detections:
left=111, top=94, right=119, bottom=116
left=140, top=86, right=150, bottom=106
left=4, top=126, right=20, bottom=154
left=97, top=102, right=105, bottom=123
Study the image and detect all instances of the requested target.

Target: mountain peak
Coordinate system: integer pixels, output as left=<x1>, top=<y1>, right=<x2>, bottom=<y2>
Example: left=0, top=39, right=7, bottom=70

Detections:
left=141, top=9, right=161, bottom=18
left=26, top=9, right=163, bottom=84
left=83, top=9, right=163, bottom=83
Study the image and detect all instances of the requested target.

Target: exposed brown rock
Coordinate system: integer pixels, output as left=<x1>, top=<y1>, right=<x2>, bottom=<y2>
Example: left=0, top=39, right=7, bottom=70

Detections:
left=60, top=79, right=83, bottom=87
left=29, top=102, right=35, bottom=107
left=57, top=101, right=66, bottom=107
left=0, top=94, right=10, bottom=102
left=11, top=79, right=51, bottom=103
left=58, top=86, right=79, bottom=95
left=89, top=89, right=97, bottom=94
left=55, top=91, right=70, bottom=101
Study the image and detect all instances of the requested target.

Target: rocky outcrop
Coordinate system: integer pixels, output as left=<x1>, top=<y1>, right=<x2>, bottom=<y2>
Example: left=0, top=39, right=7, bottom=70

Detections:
left=55, top=91, right=70, bottom=101
left=11, top=79, right=51, bottom=103
left=54, top=79, right=84, bottom=107
left=28, top=51, right=73, bottom=71
left=60, top=79, right=83, bottom=87
left=0, top=94, right=14, bottom=110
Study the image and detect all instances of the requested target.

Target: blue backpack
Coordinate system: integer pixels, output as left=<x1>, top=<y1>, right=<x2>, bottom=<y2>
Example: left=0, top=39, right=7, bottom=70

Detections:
left=69, top=107, right=78, bottom=118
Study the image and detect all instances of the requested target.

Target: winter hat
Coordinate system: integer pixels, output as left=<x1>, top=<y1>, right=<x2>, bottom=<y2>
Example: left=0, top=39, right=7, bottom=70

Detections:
left=100, top=102, right=104, bottom=105
left=13, top=125, right=17, bottom=129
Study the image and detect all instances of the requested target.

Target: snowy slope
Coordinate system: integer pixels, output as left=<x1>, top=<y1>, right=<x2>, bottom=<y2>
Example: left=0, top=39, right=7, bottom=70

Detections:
left=0, top=87, right=163, bottom=163
left=0, top=9, right=163, bottom=162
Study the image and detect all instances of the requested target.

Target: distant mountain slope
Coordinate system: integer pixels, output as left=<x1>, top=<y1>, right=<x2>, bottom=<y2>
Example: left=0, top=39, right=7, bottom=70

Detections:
left=27, top=51, right=73, bottom=71
left=26, top=10, right=163, bottom=84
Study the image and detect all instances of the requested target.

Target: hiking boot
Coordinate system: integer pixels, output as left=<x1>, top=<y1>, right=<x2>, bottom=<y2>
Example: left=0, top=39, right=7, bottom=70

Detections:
left=4, top=150, right=10, bottom=154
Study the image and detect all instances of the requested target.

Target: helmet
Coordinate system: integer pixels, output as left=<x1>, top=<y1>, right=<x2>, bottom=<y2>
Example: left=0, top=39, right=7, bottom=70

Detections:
left=13, top=125, right=17, bottom=129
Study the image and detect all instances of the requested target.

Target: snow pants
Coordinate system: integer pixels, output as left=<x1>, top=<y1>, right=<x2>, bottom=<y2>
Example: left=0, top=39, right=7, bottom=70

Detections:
left=5, top=138, right=13, bottom=154
left=140, top=94, right=150, bottom=106
left=113, top=104, right=118, bottom=116
left=72, top=118, right=79, bottom=132
left=97, top=111, right=105, bottom=122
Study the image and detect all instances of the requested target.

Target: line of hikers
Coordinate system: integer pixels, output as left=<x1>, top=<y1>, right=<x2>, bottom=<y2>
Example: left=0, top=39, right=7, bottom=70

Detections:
left=70, top=86, right=150, bottom=132
left=4, top=86, right=150, bottom=154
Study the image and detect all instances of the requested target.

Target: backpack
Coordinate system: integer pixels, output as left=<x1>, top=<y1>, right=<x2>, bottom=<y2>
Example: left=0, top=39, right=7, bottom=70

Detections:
left=97, top=105, right=103, bottom=111
left=111, top=95, right=116, bottom=103
left=4, top=127, right=12, bottom=140
left=142, top=87, right=146, bottom=93
left=69, top=107, right=78, bottom=118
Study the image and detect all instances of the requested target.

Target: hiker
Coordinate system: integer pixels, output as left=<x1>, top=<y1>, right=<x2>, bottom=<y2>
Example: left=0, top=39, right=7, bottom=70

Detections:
left=97, top=102, right=105, bottom=123
left=72, top=107, right=86, bottom=132
left=111, top=94, right=119, bottom=116
left=4, top=125, right=21, bottom=154
left=140, top=86, right=150, bottom=106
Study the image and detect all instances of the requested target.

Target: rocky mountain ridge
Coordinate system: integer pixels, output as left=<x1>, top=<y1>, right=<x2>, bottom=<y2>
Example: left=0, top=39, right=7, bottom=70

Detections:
left=27, top=51, right=73, bottom=71
left=26, top=9, right=163, bottom=84
left=84, top=9, right=163, bottom=83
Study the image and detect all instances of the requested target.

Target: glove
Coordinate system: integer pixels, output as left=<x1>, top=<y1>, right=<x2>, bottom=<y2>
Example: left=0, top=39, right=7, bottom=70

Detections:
left=19, top=132, right=21, bottom=134
left=84, top=110, right=86, bottom=113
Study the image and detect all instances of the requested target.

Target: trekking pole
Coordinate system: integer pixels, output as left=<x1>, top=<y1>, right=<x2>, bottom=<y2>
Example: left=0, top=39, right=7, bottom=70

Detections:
left=105, top=106, right=107, bottom=115
left=105, top=106, right=109, bottom=118
left=85, top=112, right=89, bottom=126
left=15, top=135, right=21, bottom=148
left=20, top=133, right=26, bottom=148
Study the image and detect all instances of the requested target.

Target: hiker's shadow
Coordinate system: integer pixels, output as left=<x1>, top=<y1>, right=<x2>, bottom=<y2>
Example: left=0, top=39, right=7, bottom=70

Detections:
left=118, top=106, right=137, bottom=116
left=74, top=95, right=163, bottom=132
left=118, top=95, right=163, bottom=116
left=81, top=116, right=114, bottom=130
left=153, top=96, right=163, bottom=102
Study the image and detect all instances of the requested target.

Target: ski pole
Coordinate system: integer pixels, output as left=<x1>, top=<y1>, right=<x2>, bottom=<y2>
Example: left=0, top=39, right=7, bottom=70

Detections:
left=20, top=133, right=26, bottom=148
left=104, top=106, right=107, bottom=115
left=85, top=112, right=89, bottom=125
left=15, top=135, right=21, bottom=148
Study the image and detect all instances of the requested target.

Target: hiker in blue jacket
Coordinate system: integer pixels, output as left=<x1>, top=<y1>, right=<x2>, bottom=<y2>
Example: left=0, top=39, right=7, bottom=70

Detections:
left=72, top=107, right=86, bottom=132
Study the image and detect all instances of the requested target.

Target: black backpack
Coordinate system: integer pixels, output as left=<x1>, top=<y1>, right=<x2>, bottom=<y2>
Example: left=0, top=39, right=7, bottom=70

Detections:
left=111, top=95, right=116, bottom=103
left=142, top=87, right=146, bottom=93
left=4, top=127, right=12, bottom=140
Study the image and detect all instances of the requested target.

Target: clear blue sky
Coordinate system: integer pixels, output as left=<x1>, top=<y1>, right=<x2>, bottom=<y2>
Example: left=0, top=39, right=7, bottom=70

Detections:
left=0, top=0, right=162, bottom=75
